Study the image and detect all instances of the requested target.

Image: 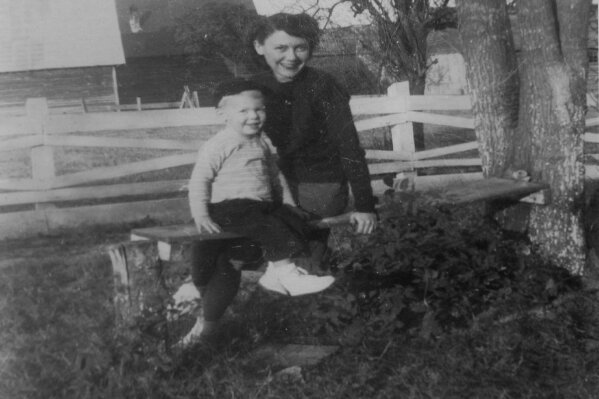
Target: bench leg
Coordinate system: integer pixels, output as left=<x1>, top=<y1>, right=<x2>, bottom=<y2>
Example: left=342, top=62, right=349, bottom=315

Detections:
left=108, top=241, right=169, bottom=337
left=131, top=233, right=173, bottom=261
left=107, top=239, right=267, bottom=347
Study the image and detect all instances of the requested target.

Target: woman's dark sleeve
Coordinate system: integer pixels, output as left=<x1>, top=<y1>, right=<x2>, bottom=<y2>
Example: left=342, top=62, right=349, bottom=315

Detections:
left=320, top=77, right=376, bottom=213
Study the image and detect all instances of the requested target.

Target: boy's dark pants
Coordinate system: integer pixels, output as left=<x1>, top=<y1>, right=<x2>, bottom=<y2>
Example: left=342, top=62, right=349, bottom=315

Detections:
left=191, top=239, right=245, bottom=322
left=191, top=199, right=310, bottom=322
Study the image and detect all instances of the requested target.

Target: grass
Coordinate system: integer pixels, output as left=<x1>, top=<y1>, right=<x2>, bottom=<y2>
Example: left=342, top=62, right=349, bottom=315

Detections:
left=1, top=113, right=597, bottom=398
left=1, top=203, right=599, bottom=399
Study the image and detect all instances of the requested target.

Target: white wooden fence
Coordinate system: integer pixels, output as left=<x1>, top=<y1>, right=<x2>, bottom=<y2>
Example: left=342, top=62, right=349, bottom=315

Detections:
left=0, top=82, right=597, bottom=239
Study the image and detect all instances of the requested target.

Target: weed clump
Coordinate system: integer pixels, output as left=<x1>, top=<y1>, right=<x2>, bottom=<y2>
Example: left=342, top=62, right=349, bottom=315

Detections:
left=308, top=201, right=584, bottom=341
left=2, top=202, right=599, bottom=398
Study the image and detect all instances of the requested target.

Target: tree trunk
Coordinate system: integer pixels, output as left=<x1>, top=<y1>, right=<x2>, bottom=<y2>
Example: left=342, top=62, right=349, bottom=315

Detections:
left=518, top=0, right=589, bottom=274
left=409, top=73, right=426, bottom=151
left=457, top=0, right=590, bottom=274
left=457, top=0, right=519, bottom=178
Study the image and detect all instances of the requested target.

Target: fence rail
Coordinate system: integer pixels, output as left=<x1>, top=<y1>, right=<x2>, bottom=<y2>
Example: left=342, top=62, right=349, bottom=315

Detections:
left=0, top=96, right=184, bottom=117
left=0, top=82, right=597, bottom=239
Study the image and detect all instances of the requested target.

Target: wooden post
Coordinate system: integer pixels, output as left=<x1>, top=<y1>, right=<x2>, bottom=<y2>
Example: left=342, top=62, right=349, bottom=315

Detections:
left=179, top=90, right=187, bottom=109
left=192, top=91, right=200, bottom=108
left=108, top=241, right=170, bottom=339
left=107, top=239, right=252, bottom=345
left=183, top=86, right=193, bottom=108
left=107, top=238, right=262, bottom=345
left=112, top=66, right=121, bottom=111
left=387, top=81, right=416, bottom=154
left=387, top=82, right=416, bottom=182
left=27, top=98, right=55, bottom=209
left=136, top=97, right=142, bottom=111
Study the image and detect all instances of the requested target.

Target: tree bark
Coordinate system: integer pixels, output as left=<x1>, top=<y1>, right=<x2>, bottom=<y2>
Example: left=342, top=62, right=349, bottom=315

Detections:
left=409, top=73, right=427, bottom=150
left=518, top=0, right=589, bottom=274
left=457, top=0, right=519, bottom=178
left=457, top=0, right=590, bottom=274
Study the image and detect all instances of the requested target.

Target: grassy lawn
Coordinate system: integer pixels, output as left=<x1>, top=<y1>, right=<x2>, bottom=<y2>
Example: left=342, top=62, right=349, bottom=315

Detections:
left=1, top=202, right=598, bottom=398
left=2, top=113, right=598, bottom=398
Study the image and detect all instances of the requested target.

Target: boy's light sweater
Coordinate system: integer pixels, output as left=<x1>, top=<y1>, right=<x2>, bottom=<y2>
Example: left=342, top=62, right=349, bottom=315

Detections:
left=188, top=128, right=294, bottom=221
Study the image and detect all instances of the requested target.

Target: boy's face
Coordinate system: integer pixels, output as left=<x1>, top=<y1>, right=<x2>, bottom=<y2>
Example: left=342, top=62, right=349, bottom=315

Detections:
left=219, top=90, right=266, bottom=136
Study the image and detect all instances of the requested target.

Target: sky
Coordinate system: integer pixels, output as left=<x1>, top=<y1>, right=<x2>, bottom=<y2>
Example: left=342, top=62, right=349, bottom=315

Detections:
left=251, top=0, right=459, bottom=27
left=251, top=0, right=370, bottom=27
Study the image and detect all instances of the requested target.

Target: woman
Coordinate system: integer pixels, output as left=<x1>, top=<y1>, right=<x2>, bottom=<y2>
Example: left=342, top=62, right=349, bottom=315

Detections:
left=250, top=13, right=378, bottom=271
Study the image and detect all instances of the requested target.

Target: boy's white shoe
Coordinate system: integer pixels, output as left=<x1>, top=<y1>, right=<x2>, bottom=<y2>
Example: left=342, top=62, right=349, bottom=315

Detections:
left=175, top=317, right=204, bottom=348
left=172, top=281, right=201, bottom=304
left=168, top=281, right=201, bottom=321
left=279, top=265, right=335, bottom=296
left=259, top=262, right=335, bottom=296
left=258, top=263, right=289, bottom=295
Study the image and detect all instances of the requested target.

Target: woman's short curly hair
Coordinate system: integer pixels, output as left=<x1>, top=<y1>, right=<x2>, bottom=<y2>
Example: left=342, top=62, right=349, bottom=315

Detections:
left=251, top=13, right=321, bottom=54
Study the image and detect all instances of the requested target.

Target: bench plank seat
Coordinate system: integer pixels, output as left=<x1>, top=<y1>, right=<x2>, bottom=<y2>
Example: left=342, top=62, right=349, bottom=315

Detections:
left=419, top=177, right=550, bottom=205
left=131, top=213, right=352, bottom=244
left=131, top=224, right=241, bottom=243
left=131, top=178, right=549, bottom=246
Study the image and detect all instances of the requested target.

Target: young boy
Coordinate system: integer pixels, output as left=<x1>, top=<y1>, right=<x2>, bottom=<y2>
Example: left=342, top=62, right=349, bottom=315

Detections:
left=182, top=78, right=334, bottom=345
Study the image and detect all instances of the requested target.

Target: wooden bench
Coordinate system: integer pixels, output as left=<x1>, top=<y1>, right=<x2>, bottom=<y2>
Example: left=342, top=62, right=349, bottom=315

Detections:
left=107, top=177, right=549, bottom=336
left=411, top=176, right=550, bottom=205
left=107, top=212, right=351, bottom=334
left=129, top=213, right=351, bottom=261
left=127, top=176, right=549, bottom=259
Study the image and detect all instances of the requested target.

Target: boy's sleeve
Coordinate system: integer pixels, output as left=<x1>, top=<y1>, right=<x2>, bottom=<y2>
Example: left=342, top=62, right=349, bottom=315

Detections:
left=188, top=141, right=220, bottom=221
left=278, top=171, right=297, bottom=206
left=263, top=136, right=296, bottom=206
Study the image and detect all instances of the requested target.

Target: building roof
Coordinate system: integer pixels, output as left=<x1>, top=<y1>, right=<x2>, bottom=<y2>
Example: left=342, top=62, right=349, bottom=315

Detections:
left=0, top=0, right=125, bottom=73
left=116, top=0, right=256, bottom=58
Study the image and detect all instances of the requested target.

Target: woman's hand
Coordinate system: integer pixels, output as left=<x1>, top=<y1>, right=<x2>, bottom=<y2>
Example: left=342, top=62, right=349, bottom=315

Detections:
left=195, top=216, right=223, bottom=235
left=349, top=212, right=377, bottom=234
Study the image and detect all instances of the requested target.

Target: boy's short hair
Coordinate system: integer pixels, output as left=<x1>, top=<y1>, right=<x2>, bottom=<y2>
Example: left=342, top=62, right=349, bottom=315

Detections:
left=213, top=78, right=268, bottom=106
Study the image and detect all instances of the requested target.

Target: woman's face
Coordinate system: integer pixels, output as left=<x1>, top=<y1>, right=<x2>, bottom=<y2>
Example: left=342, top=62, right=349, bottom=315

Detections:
left=254, top=30, right=311, bottom=83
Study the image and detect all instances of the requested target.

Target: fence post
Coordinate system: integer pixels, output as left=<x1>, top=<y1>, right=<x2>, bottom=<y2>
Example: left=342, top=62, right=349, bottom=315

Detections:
left=387, top=81, right=416, bottom=154
left=27, top=98, right=55, bottom=209
left=387, top=82, right=417, bottom=188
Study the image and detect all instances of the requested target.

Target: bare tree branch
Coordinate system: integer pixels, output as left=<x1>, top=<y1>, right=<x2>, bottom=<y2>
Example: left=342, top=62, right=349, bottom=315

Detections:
left=321, top=0, right=347, bottom=29
left=283, top=0, right=456, bottom=95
